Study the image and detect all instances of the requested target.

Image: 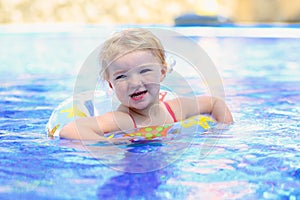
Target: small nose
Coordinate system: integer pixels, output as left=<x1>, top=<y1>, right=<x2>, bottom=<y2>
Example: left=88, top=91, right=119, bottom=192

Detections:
left=129, top=74, right=142, bottom=86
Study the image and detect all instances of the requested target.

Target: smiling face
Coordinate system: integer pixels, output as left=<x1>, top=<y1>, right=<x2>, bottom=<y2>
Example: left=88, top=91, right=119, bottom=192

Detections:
left=107, top=50, right=167, bottom=110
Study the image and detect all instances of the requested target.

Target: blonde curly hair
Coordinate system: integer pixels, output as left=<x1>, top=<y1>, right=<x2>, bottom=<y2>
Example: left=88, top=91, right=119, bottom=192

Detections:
left=99, top=28, right=167, bottom=81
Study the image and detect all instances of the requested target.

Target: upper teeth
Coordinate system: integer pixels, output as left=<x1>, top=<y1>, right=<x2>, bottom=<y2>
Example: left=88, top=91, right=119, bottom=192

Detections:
left=132, top=91, right=145, bottom=97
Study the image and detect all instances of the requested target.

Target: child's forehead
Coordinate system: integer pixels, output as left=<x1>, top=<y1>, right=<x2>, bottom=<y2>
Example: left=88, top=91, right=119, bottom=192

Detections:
left=110, top=50, right=161, bottom=67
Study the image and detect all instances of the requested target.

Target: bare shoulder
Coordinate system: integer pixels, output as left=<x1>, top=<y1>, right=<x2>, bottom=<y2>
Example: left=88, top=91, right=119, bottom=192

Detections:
left=165, top=96, right=213, bottom=120
left=164, top=97, right=192, bottom=121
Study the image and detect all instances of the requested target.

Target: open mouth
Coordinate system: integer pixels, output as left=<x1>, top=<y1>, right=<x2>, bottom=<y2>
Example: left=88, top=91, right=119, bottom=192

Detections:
left=130, top=90, right=147, bottom=101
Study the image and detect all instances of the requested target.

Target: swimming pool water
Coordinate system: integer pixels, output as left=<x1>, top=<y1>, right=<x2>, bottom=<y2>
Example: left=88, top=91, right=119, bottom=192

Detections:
left=0, top=26, right=300, bottom=199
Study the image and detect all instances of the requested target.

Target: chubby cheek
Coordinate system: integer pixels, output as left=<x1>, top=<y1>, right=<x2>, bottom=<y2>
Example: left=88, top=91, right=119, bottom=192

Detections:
left=144, top=73, right=161, bottom=85
left=146, top=82, right=160, bottom=92
left=112, top=82, right=130, bottom=102
left=146, top=75, right=161, bottom=89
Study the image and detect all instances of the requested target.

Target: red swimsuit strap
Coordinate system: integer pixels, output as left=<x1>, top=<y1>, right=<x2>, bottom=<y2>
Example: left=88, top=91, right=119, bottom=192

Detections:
left=129, top=113, right=137, bottom=129
left=163, top=102, right=177, bottom=122
left=128, top=101, right=177, bottom=129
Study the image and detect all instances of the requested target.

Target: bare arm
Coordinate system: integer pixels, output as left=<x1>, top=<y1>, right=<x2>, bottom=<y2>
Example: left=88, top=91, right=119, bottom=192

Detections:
left=59, top=112, right=135, bottom=140
left=59, top=117, right=104, bottom=140
left=168, top=96, right=233, bottom=124
left=207, top=96, right=233, bottom=124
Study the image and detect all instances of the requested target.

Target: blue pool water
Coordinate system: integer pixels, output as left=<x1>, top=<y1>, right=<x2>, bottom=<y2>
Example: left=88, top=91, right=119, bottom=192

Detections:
left=1, top=25, right=300, bottom=199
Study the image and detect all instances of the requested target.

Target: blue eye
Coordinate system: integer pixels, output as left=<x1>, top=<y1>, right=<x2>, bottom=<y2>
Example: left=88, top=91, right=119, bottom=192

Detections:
left=140, top=68, right=151, bottom=74
left=115, top=75, right=126, bottom=80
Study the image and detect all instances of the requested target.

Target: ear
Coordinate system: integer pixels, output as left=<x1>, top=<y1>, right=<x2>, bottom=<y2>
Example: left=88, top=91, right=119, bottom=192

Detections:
left=160, top=64, right=167, bottom=82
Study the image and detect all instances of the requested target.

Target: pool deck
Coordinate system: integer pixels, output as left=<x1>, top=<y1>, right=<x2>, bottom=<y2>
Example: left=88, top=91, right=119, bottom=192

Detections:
left=1, top=23, right=300, bottom=38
